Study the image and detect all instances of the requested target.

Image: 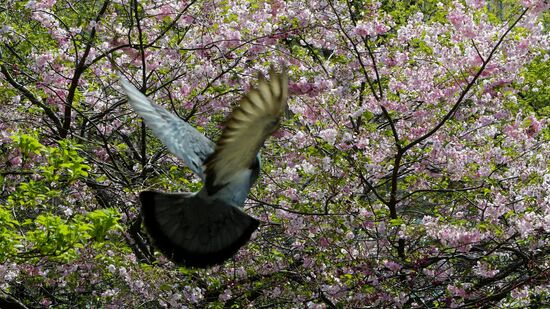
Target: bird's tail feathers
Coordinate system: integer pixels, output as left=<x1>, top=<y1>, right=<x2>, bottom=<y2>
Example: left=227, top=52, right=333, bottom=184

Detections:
left=140, top=191, right=259, bottom=268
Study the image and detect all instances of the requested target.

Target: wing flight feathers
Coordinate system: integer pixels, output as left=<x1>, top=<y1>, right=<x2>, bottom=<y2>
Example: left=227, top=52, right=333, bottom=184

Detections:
left=120, top=78, right=215, bottom=179
left=204, top=68, right=288, bottom=193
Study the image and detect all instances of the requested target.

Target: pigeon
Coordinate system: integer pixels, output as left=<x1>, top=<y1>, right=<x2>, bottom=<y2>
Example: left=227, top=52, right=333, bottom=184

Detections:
left=120, top=67, right=288, bottom=268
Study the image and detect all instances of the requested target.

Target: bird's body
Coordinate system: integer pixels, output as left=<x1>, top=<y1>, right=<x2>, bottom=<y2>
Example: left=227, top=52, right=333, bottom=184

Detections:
left=121, top=68, right=288, bottom=268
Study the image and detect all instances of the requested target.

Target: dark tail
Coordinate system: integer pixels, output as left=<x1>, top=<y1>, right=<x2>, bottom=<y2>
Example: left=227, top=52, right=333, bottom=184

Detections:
left=140, top=191, right=259, bottom=268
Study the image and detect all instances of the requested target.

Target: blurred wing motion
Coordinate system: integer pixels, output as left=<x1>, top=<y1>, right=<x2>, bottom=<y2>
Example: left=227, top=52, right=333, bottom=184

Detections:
left=204, top=68, right=288, bottom=195
left=120, top=78, right=214, bottom=179
left=121, top=68, right=288, bottom=268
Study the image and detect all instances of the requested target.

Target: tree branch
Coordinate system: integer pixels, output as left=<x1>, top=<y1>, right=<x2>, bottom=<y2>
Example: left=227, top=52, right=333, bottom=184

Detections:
left=402, top=8, right=528, bottom=153
left=60, top=0, right=111, bottom=138
left=0, top=48, right=62, bottom=133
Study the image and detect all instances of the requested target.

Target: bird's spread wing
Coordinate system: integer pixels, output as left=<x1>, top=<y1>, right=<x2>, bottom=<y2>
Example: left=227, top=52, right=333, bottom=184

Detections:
left=120, top=78, right=215, bottom=179
left=204, top=68, right=288, bottom=195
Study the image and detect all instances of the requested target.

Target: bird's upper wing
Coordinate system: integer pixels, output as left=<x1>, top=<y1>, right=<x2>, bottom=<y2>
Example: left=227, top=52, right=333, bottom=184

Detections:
left=204, top=68, right=288, bottom=195
left=120, top=78, right=215, bottom=179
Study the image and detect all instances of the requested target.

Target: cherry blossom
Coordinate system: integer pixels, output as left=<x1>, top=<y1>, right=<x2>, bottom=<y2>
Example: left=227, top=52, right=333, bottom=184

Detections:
left=0, top=0, right=547, bottom=307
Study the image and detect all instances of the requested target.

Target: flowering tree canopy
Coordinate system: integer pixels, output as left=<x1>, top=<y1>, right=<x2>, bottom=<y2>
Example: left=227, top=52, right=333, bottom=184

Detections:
left=0, top=0, right=548, bottom=307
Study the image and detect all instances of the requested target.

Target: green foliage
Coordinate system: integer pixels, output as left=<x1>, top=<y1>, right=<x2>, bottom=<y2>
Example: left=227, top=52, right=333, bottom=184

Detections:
left=11, top=132, right=45, bottom=156
left=7, top=180, right=59, bottom=209
left=517, top=55, right=550, bottom=117
left=0, top=207, right=20, bottom=262
left=24, top=209, right=121, bottom=261
left=42, top=140, right=91, bottom=183
left=2, top=132, right=120, bottom=263
left=11, top=132, right=91, bottom=183
left=379, top=0, right=451, bottom=25
left=87, top=208, right=122, bottom=241
left=25, top=213, right=92, bottom=260
left=7, top=133, right=90, bottom=210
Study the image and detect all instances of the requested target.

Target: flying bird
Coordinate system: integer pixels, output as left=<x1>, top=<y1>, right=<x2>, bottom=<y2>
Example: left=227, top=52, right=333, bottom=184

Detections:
left=121, top=68, right=288, bottom=268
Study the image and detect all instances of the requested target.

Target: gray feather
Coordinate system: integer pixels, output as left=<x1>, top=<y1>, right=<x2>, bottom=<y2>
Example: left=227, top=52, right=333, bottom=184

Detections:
left=120, top=78, right=215, bottom=179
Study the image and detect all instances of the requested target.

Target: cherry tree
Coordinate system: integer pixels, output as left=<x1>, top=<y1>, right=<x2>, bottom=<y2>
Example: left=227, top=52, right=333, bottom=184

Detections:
left=0, top=0, right=548, bottom=307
